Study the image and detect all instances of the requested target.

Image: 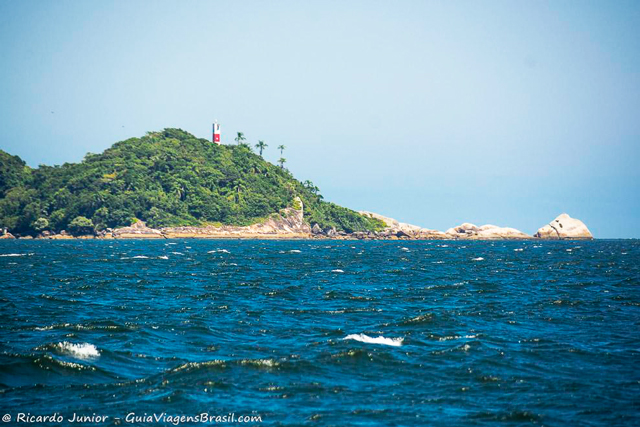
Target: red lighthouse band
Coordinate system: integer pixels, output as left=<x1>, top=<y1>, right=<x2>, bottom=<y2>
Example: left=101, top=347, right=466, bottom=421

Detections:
left=212, top=122, right=221, bottom=144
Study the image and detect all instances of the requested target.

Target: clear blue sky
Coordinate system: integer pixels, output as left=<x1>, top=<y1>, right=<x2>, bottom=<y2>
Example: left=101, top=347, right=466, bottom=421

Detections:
left=1, top=1, right=638, bottom=237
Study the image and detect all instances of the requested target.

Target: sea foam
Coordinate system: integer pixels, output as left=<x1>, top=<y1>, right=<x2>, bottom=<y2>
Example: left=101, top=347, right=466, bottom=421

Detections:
left=53, top=342, right=100, bottom=358
left=343, top=333, right=403, bottom=347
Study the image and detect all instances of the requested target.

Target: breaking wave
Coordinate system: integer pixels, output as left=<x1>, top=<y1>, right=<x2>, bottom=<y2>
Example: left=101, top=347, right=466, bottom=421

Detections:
left=343, top=334, right=404, bottom=347
left=52, top=342, right=100, bottom=358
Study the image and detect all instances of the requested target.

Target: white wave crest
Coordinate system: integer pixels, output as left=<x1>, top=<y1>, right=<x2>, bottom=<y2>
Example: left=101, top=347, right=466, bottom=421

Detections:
left=343, top=333, right=403, bottom=347
left=289, top=250, right=301, bottom=253
left=208, top=249, right=230, bottom=254
left=331, top=269, right=344, bottom=273
left=54, top=342, right=100, bottom=358
left=239, top=358, right=279, bottom=367
left=472, top=257, right=484, bottom=261
left=438, top=334, right=477, bottom=341
left=158, top=255, right=169, bottom=259
left=0, top=253, right=27, bottom=257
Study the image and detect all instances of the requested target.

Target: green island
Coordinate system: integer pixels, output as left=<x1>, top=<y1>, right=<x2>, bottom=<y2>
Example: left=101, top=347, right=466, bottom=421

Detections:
left=0, top=128, right=385, bottom=238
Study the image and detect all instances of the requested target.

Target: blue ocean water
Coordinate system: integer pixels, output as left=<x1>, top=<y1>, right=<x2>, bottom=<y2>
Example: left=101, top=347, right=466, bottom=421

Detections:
left=0, top=239, right=639, bottom=426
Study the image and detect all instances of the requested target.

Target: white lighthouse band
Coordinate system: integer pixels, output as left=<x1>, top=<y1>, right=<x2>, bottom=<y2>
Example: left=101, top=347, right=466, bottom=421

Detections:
left=212, top=122, right=221, bottom=144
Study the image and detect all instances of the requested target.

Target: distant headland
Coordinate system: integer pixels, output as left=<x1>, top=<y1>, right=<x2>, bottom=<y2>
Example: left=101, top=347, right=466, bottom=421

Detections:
left=0, top=128, right=593, bottom=241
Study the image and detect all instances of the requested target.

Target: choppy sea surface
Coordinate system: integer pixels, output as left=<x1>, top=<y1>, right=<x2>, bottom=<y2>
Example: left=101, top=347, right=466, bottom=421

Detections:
left=1, top=239, right=639, bottom=426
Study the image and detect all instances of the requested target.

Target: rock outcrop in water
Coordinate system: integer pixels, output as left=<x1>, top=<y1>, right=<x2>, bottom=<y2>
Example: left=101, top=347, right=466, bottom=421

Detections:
left=357, top=212, right=534, bottom=240
left=445, top=223, right=531, bottom=240
left=359, top=211, right=449, bottom=239
left=353, top=212, right=593, bottom=240
left=534, top=213, right=593, bottom=240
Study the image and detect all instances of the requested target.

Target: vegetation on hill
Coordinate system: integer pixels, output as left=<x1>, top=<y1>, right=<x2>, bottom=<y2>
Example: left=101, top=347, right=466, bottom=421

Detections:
left=0, top=128, right=385, bottom=236
left=0, top=150, right=30, bottom=199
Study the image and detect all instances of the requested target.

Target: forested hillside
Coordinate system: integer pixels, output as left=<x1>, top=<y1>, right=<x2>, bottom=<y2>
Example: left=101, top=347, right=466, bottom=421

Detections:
left=0, top=129, right=384, bottom=236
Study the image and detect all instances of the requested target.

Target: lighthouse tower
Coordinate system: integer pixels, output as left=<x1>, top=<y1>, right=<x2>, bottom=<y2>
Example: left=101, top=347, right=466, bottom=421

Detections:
left=212, top=121, right=221, bottom=145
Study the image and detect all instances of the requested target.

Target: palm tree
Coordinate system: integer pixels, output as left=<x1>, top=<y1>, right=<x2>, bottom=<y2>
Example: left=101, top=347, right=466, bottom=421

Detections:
left=173, top=183, right=186, bottom=201
left=255, top=140, right=268, bottom=157
left=234, top=182, right=246, bottom=203
left=303, top=180, right=320, bottom=195
left=234, top=132, right=246, bottom=145
left=277, top=144, right=286, bottom=156
left=278, top=157, right=286, bottom=168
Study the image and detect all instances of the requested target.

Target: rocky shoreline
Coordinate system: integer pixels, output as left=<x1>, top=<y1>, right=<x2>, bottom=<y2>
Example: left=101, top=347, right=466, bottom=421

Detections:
left=0, top=198, right=593, bottom=241
left=356, top=212, right=592, bottom=240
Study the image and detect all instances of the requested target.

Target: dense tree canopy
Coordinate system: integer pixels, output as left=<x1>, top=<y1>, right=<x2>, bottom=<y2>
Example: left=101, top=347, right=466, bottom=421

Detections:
left=0, top=129, right=384, bottom=236
left=0, top=150, right=30, bottom=198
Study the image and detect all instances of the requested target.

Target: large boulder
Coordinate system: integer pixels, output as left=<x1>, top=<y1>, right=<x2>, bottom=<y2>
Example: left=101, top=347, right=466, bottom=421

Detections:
left=326, top=227, right=338, bottom=237
left=477, top=225, right=531, bottom=239
left=445, top=223, right=479, bottom=236
left=534, top=213, right=593, bottom=239
left=45, top=230, right=75, bottom=240
left=0, top=228, right=15, bottom=239
left=112, top=220, right=165, bottom=239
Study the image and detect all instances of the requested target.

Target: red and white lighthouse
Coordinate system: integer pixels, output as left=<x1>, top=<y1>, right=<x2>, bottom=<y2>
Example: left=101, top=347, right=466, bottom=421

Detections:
left=212, top=121, right=221, bottom=144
